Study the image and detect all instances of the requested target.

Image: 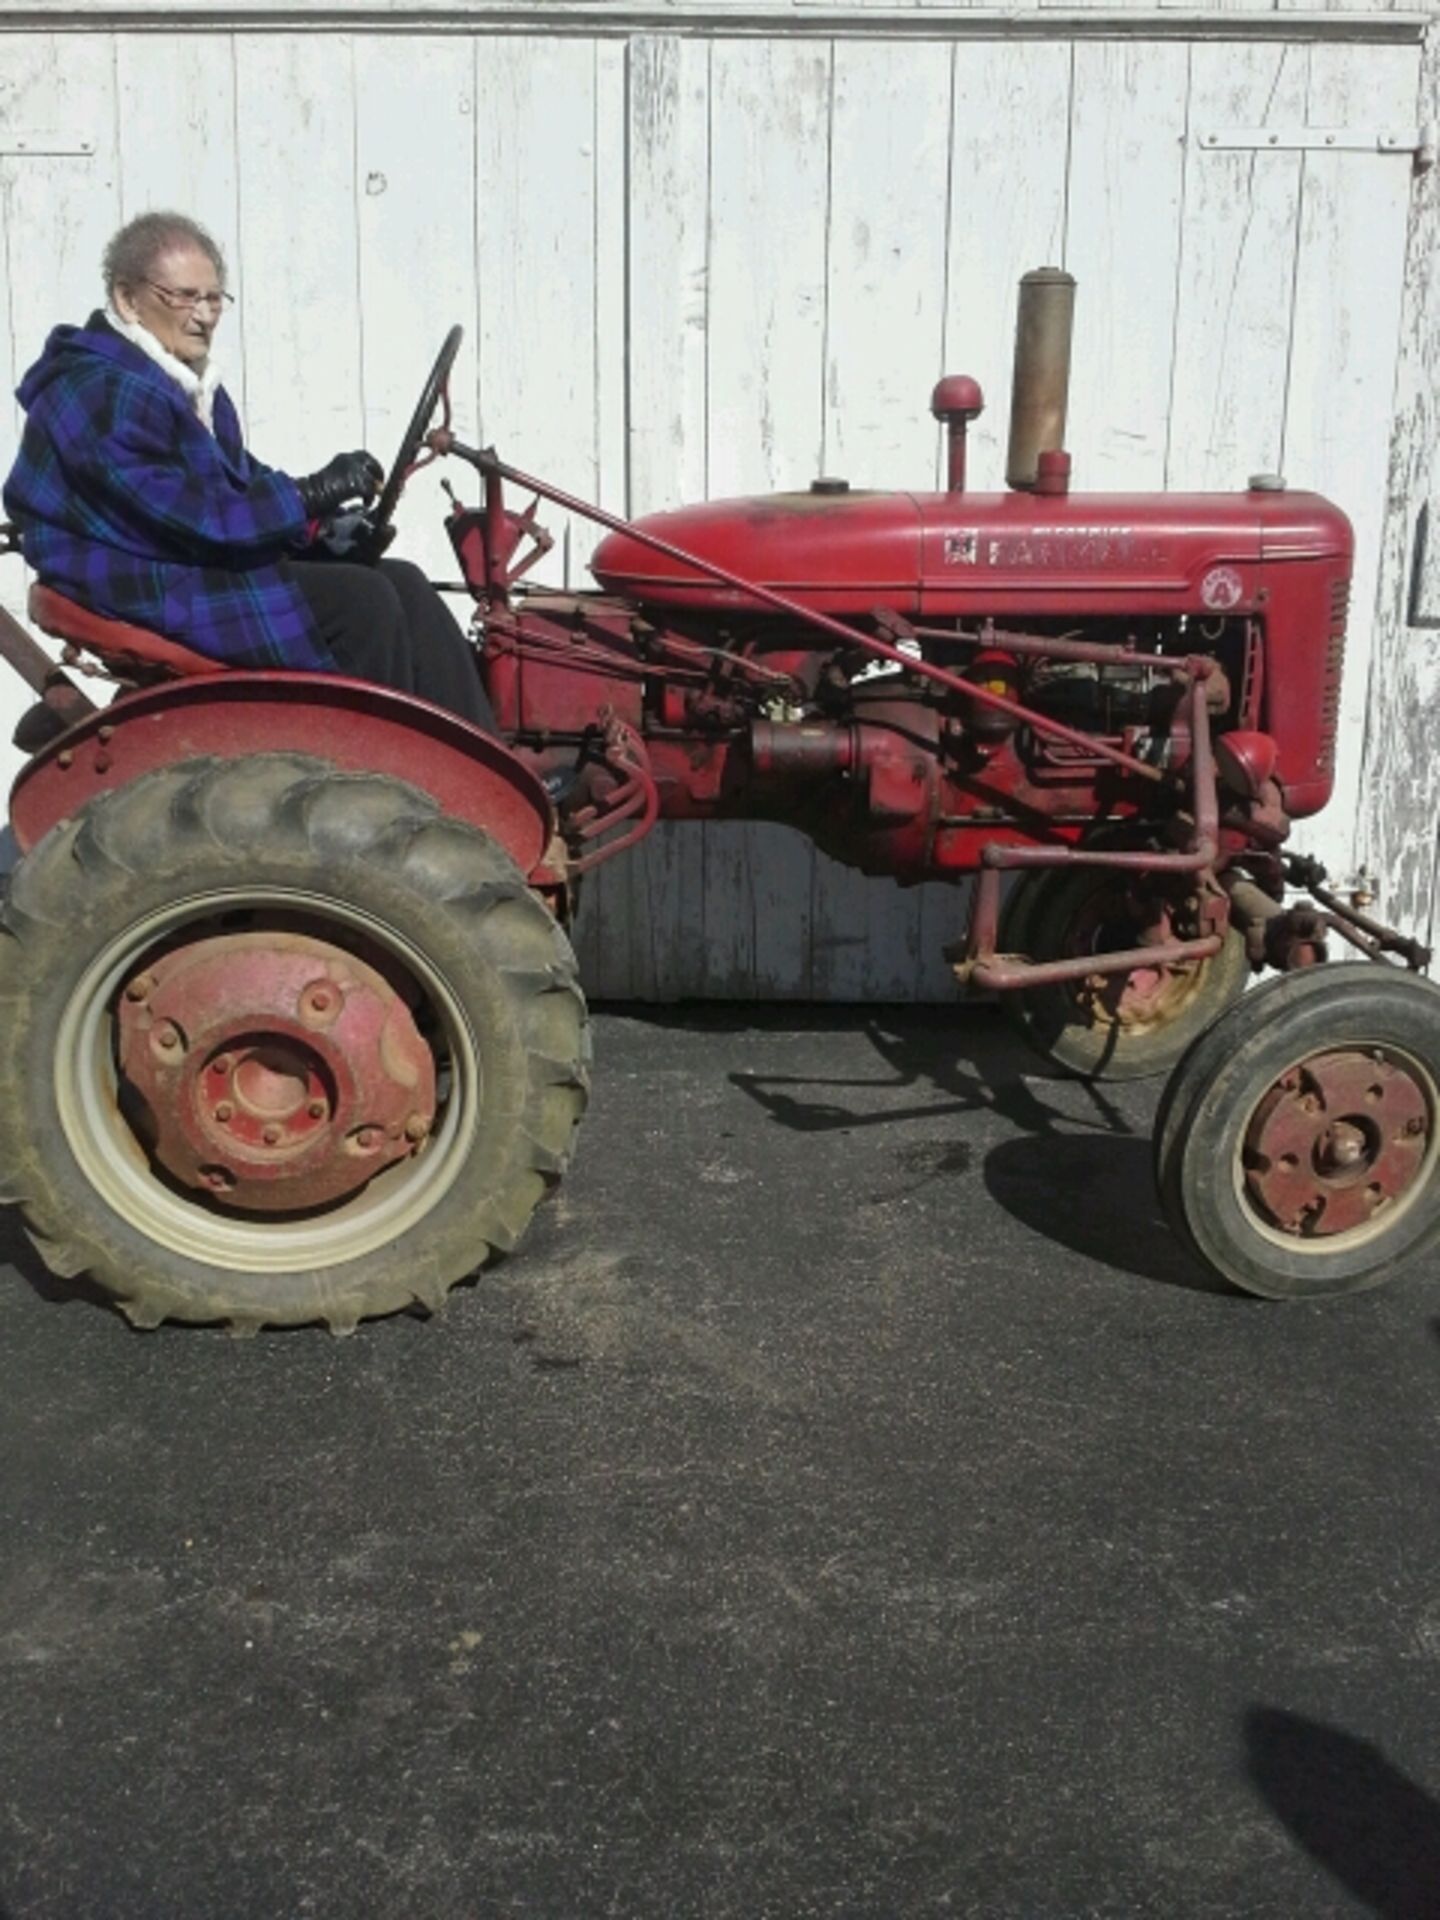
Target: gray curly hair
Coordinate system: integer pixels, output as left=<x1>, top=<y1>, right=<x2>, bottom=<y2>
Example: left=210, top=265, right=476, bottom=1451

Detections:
left=102, top=211, right=226, bottom=298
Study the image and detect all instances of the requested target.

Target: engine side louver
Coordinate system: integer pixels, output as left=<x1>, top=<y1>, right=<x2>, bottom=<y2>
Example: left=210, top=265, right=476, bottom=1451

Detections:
left=1319, top=578, right=1349, bottom=771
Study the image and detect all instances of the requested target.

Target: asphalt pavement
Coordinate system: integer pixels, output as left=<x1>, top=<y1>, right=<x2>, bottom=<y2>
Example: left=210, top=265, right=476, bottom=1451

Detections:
left=3, top=1004, right=1440, bottom=1919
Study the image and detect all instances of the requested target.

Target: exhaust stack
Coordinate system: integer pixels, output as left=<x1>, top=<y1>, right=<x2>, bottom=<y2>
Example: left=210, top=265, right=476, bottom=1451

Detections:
left=1005, top=267, right=1075, bottom=492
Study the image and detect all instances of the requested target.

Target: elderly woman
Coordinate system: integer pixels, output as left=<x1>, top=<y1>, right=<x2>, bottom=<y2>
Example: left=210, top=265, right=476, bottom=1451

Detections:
left=2, top=209, right=494, bottom=729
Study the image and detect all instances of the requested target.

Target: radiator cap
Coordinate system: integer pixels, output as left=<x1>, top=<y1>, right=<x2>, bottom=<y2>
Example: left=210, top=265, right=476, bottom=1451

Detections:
left=1249, top=472, right=1287, bottom=492
left=811, top=476, right=850, bottom=495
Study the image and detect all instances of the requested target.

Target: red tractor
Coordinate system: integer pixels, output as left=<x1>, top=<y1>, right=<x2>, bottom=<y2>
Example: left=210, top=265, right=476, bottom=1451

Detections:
left=2, top=271, right=1437, bottom=1331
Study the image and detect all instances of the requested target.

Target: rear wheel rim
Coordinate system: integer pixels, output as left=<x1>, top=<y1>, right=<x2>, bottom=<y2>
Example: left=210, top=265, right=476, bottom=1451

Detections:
left=55, top=887, right=481, bottom=1274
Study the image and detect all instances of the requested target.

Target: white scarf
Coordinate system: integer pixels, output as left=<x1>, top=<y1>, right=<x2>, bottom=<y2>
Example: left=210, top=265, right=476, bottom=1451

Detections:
left=106, top=305, right=223, bottom=433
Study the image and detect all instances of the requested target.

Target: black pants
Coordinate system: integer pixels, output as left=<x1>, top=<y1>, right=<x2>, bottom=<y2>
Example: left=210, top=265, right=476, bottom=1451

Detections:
left=281, top=557, right=496, bottom=733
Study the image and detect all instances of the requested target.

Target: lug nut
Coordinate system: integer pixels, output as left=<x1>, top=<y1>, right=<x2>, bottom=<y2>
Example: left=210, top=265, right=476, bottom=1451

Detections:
left=201, top=1165, right=236, bottom=1192
left=215, top=1101, right=234, bottom=1123
left=151, top=1020, right=184, bottom=1058
left=211, top=1055, right=233, bottom=1077
left=307, top=1099, right=326, bottom=1120
left=124, top=972, right=155, bottom=1003
left=355, top=1126, right=383, bottom=1153
left=404, top=1113, right=431, bottom=1143
left=262, top=1124, right=283, bottom=1146
left=300, top=982, right=341, bottom=1028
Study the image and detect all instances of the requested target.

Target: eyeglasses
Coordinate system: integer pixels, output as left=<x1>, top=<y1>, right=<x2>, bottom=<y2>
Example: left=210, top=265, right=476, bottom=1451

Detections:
left=142, top=281, right=234, bottom=315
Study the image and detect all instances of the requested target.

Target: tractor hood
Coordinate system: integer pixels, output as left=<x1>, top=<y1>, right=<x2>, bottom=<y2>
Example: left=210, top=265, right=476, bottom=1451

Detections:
left=589, top=486, right=1353, bottom=621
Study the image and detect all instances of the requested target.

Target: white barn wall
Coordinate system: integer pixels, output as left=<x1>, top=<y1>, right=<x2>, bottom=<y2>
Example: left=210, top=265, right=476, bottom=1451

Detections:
left=0, top=5, right=1433, bottom=1000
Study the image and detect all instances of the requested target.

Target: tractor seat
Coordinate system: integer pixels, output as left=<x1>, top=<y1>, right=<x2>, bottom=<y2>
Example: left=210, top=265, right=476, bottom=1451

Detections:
left=28, top=583, right=224, bottom=683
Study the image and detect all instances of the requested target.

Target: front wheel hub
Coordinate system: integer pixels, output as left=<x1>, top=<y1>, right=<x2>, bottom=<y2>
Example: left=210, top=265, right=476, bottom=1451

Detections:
left=117, top=932, right=436, bottom=1211
left=1242, top=1048, right=1431, bottom=1236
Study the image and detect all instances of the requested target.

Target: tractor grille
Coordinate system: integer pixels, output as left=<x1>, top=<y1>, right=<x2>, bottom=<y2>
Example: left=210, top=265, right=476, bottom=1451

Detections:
left=1319, top=577, right=1349, bottom=771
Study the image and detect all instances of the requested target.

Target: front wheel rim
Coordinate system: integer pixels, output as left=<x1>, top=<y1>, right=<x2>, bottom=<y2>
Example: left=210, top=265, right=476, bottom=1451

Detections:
left=1231, top=1041, right=1440, bottom=1255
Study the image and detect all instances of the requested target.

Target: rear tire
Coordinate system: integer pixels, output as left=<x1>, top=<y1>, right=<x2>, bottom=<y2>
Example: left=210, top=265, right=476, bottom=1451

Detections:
left=0, top=755, right=589, bottom=1331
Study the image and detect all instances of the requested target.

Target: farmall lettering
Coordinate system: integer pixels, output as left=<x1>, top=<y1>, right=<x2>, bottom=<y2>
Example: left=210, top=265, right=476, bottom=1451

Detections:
left=946, top=525, right=1171, bottom=570
left=1, top=269, right=1436, bottom=1335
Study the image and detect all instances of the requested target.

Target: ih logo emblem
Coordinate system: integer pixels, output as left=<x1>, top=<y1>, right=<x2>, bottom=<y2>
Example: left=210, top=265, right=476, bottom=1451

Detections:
left=1201, top=565, right=1244, bottom=611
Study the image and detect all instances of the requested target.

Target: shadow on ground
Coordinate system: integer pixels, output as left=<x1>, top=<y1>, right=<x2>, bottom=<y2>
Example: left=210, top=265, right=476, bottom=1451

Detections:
left=626, top=1001, right=1222, bottom=1295
left=1246, top=1706, right=1440, bottom=1919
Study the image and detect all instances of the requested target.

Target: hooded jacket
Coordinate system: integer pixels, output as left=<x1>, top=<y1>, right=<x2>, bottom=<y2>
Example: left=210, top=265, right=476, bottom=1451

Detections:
left=2, top=313, right=332, bottom=671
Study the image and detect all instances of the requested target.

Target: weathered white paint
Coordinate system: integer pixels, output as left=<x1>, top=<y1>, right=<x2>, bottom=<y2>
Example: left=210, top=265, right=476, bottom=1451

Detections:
left=1281, top=39, right=1418, bottom=880
left=1165, top=40, right=1309, bottom=492
left=1064, top=40, right=1190, bottom=489
left=1354, top=23, right=1440, bottom=940
left=355, top=33, right=478, bottom=588
left=0, top=32, right=120, bottom=657
left=0, top=1, right=1427, bottom=32
left=573, top=34, right=710, bottom=999
left=235, top=36, right=365, bottom=461
left=0, top=13, right=1431, bottom=1002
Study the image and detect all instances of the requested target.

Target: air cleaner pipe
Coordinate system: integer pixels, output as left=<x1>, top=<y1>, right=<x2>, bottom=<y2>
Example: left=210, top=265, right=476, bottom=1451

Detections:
left=1005, top=268, right=1075, bottom=492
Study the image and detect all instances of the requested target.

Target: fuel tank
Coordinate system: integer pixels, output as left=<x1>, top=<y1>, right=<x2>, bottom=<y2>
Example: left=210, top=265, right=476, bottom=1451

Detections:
left=588, top=485, right=1352, bottom=622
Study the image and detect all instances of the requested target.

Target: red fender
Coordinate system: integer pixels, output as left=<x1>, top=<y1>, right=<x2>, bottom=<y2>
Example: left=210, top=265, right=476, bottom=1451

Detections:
left=8, top=672, right=555, bottom=880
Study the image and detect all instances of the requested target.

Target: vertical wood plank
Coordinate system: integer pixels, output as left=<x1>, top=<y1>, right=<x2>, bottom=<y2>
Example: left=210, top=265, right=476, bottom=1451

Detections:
left=474, top=35, right=600, bottom=591
left=814, top=37, right=952, bottom=1000
left=626, top=34, right=710, bottom=516
left=593, top=39, right=628, bottom=519
left=705, top=36, right=833, bottom=997
left=1063, top=40, right=1190, bottom=489
left=823, top=38, right=952, bottom=488
left=1353, top=29, right=1440, bottom=941
left=0, top=31, right=120, bottom=797
left=707, top=36, right=828, bottom=498
left=943, top=39, right=1071, bottom=490
left=234, top=36, right=364, bottom=469
left=1282, top=41, right=1418, bottom=883
left=569, top=37, right=630, bottom=991
left=113, top=36, right=238, bottom=234
left=575, top=35, right=711, bottom=1000
left=917, top=36, right=1073, bottom=998
left=113, top=34, right=245, bottom=412
left=1165, top=42, right=1308, bottom=489
left=354, top=33, right=476, bottom=586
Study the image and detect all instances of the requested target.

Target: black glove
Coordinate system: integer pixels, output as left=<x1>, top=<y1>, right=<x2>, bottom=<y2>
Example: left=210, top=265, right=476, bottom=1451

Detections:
left=295, top=450, right=385, bottom=520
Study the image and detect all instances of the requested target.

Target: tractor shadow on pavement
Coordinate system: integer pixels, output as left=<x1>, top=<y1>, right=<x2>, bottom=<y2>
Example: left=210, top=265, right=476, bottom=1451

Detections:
left=622, top=1001, right=1225, bottom=1296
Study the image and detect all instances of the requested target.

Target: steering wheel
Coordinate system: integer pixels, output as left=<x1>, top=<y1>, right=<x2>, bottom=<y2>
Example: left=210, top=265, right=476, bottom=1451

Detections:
left=366, top=324, right=464, bottom=541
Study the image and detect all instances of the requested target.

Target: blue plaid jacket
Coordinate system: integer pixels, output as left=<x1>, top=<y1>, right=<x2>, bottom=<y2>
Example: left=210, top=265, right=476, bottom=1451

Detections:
left=3, top=314, right=331, bottom=670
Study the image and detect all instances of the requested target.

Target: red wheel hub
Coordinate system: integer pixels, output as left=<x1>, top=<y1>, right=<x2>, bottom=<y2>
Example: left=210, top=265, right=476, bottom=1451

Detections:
left=1242, top=1048, right=1432, bottom=1237
left=117, top=932, right=437, bottom=1211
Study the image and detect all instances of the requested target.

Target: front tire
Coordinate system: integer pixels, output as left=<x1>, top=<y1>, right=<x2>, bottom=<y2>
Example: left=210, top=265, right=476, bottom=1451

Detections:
left=1154, top=967, right=1440, bottom=1299
left=0, top=755, right=589, bottom=1331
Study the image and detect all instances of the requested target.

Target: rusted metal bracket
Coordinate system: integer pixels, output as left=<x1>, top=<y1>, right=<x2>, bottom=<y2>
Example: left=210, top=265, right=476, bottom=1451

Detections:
left=565, top=714, right=660, bottom=875
left=0, top=131, right=96, bottom=157
left=1197, top=126, right=1436, bottom=171
left=0, top=602, right=98, bottom=737
left=1284, top=852, right=1431, bottom=971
